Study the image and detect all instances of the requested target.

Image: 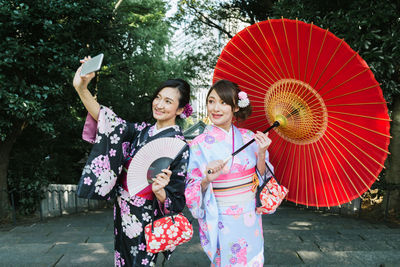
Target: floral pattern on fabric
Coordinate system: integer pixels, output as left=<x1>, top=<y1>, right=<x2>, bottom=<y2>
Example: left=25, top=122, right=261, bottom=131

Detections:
left=78, top=106, right=189, bottom=267
left=185, top=125, right=272, bottom=266
left=144, top=214, right=193, bottom=253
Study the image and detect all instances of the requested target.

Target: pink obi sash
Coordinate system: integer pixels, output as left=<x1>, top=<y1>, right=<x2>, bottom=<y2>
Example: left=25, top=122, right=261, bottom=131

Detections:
left=120, top=158, right=154, bottom=200
left=212, top=167, right=256, bottom=206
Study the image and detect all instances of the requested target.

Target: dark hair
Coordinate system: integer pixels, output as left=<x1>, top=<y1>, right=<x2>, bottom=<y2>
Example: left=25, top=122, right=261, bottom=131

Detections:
left=151, top=78, right=191, bottom=115
left=206, top=79, right=252, bottom=121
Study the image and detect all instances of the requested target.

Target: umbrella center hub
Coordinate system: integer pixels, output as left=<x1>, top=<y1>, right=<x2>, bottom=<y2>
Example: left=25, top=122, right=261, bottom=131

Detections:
left=265, top=79, right=328, bottom=144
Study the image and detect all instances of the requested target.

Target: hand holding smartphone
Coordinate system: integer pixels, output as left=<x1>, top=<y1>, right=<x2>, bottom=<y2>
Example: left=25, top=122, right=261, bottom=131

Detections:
left=80, top=53, right=104, bottom=76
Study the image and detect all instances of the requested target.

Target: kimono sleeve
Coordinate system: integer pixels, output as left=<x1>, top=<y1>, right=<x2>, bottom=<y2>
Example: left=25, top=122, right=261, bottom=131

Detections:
left=250, top=134, right=275, bottom=208
left=77, top=106, right=141, bottom=200
left=161, top=145, right=190, bottom=214
left=184, top=141, right=210, bottom=219
left=256, top=149, right=275, bottom=185
left=255, top=151, right=276, bottom=208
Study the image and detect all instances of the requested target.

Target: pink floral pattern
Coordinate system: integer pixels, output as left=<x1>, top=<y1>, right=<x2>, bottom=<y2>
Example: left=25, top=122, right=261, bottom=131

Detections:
left=132, top=196, right=146, bottom=207
left=109, top=148, right=116, bottom=157
left=79, top=106, right=189, bottom=266
left=94, top=169, right=117, bottom=196
left=83, top=177, right=92, bottom=185
left=121, top=213, right=143, bottom=239
left=184, top=182, right=201, bottom=212
left=185, top=125, right=267, bottom=266
left=115, top=251, right=125, bottom=267
left=224, top=205, right=244, bottom=216
left=119, top=199, right=130, bottom=216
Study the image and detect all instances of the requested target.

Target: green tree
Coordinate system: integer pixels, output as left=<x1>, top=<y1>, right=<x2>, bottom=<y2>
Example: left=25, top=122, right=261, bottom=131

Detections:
left=0, top=0, right=197, bottom=217
left=175, top=0, right=277, bottom=83
left=0, top=0, right=118, bottom=218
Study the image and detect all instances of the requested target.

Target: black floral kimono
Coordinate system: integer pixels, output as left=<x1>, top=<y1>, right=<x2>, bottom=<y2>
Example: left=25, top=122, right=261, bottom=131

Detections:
left=77, top=106, right=189, bottom=267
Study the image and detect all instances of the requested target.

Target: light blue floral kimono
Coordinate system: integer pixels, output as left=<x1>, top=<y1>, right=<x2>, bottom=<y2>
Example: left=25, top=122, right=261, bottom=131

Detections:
left=185, top=125, right=273, bottom=267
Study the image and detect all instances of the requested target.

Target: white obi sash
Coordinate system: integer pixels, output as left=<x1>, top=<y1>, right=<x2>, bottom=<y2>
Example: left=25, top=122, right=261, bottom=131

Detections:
left=212, top=167, right=256, bottom=206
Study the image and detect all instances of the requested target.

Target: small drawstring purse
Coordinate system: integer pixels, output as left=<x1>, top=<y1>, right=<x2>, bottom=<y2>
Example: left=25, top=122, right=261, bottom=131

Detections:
left=256, top=163, right=289, bottom=215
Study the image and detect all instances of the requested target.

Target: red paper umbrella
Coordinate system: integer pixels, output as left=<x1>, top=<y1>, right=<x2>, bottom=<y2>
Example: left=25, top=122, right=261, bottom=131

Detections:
left=213, top=18, right=391, bottom=208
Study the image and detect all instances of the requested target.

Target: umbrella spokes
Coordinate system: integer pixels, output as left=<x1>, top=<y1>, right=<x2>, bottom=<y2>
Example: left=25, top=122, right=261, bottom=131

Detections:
left=213, top=18, right=391, bottom=207
left=265, top=79, right=328, bottom=145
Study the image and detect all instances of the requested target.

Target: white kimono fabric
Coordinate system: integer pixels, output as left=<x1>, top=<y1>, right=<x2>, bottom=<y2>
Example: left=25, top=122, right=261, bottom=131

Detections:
left=185, top=125, right=273, bottom=267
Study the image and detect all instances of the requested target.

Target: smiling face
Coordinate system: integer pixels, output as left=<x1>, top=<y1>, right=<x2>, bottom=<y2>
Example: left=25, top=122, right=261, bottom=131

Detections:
left=207, top=89, right=239, bottom=131
left=152, top=87, right=183, bottom=127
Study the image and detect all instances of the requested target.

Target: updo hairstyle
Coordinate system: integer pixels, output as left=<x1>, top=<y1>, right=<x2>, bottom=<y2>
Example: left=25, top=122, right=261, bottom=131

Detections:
left=206, top=79, right=252, bottom=121
left=151, top=78, right=191, bottom=117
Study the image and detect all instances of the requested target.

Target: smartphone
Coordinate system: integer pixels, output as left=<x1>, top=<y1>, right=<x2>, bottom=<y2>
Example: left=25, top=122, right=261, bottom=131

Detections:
left=80, top=53, right=104, bottom=76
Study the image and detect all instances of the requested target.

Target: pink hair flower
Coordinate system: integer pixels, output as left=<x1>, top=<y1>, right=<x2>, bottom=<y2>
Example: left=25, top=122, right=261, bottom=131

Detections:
left=238, top=91, right=248, bottom=100
left=238, top=91, right=250, bottom=108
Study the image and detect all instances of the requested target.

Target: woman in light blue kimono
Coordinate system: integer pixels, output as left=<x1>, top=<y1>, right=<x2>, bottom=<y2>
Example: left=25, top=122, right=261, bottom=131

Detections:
left=185, top=80, right=273, bottom=266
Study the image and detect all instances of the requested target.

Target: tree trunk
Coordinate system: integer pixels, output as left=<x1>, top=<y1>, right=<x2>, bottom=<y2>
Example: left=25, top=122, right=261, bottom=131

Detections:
left=0, top=121, right=26, bottom=219
left=385, top=94, right=400, bottom=213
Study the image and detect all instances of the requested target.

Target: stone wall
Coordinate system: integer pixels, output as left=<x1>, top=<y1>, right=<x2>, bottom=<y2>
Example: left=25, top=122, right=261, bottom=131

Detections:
left=40, top=184, right=109, bottom=218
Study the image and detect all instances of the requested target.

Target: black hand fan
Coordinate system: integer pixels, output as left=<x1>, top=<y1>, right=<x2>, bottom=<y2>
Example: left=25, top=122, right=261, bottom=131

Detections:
left=127, top=137, right=187, bottom=196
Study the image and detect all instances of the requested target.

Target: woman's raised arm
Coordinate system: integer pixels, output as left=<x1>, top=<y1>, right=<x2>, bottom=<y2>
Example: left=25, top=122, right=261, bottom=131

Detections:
left=72, top=57, right=100, bottom=121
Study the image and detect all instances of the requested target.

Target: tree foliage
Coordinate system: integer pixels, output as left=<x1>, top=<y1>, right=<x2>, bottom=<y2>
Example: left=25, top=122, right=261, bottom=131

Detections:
left=0, top=0, right=197, bottom=215
left=272, top=0, right=400, bottom=102
left=175, top=0, right=278, bottom=83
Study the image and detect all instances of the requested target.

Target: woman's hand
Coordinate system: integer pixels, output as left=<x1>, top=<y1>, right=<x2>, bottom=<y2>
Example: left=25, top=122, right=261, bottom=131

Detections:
left=205, top=160, right=225, bottom=182
left=201, top=160, right=225, bottom=191
left=73, top=56, right=96, bottom=93
left=255, top=131, right=271, bottom=176
left=254, top=131, right=271, bottom=155
left=72, top=56, right=100, bottom=120
left=152, top=169, right=172, bottom=203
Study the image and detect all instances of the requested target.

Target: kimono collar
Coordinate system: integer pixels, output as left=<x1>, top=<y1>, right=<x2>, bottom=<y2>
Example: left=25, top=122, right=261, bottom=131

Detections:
left=214, top=125, right=232, bottom=135
left=150, top=124, right=180, bottom=137
left=205, top=124, right=237, bottom=138
left=205, top=124, right=246, bottom=152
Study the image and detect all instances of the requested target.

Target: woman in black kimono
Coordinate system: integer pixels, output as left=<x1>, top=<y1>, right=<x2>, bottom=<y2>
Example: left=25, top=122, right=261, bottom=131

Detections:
left=73, top=57, right=191, bottom=266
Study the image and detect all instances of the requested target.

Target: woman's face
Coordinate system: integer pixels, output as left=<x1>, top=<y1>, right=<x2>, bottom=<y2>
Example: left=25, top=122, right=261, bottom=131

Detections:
left=152, top=87, right=182, bottom=126
left=207, top=89, right=238, bottom=131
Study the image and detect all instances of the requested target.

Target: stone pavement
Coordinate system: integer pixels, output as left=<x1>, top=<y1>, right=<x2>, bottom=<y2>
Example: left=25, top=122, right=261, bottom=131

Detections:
left=0, top=205, right=399, bottom=267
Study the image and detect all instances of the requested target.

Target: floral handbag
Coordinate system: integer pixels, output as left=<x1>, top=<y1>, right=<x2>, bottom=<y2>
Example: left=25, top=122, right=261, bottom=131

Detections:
left=256, top=163, right=289, bottom=215
left=145, top=199, right=193, bottom=253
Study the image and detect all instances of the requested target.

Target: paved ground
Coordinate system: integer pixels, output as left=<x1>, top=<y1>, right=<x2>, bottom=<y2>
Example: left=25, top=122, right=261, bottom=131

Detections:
left=0, top=205, right=399, bottom=267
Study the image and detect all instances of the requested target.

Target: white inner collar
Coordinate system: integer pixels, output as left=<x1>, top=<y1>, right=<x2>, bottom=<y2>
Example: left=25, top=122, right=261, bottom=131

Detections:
left=213, top=124, right=233, bottom=137
left=153, top=124, right=176, bottom=135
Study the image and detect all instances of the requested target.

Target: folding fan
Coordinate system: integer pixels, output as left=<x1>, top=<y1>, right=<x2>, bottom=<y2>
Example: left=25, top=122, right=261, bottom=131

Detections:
left=127, top=137, right=187, bottom=196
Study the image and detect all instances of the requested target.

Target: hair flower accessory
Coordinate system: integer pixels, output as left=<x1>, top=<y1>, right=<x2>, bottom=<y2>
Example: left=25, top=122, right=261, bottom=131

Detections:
left=180, top=103, right=193, bottom=119
left=238, top=91, right=250, bottom=108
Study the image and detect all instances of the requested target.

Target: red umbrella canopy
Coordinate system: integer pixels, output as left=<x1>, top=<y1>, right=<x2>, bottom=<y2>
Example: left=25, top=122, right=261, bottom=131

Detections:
left=213, top=18, right=391, bottom=208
